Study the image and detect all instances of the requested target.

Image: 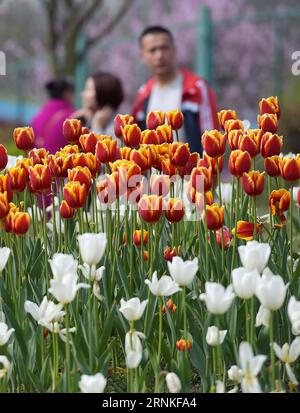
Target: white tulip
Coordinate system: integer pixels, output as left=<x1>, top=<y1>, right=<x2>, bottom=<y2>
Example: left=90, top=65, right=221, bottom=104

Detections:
left=238, top=241, right=271, bottom=273
left=119, top=297, right=148, bottom=321
left=166, top=372, right=182, bottom=393
left=239, top=341, right=266, bottom=393
left=145, top=271, right=181, bottom=297
left=288, top=296, right=300, bottom=335
left=220, top=182, right=232, bottom=205
left=255, top=305, right=270, bottom=328
left=255, top=268, right=288, bottom=311
left=273, top=337, right=300, bottom=385
left=167, top=256, right=198, bottom=286
left=200, top=282, right=235, bottom=314
left=44, top=321, right=76, bottom=342
left=80, top=264, right=105, bottom=283
left=0, top=247, right=10, bottom=272
left=206, top=326, right=227, bottom=346
left=49, top=253, right=78, bottom=280
left=228, top=365, right=243, bottom=383
left=231, top=267, right=259, bottom=299
left=0, top=322, right=14, bottom=346
left=216, top=380, right=238, bottom=393
left=5, top=155, right=22, bottom=171
left=49, top=273, right=90, bottom=305
left=24, top=296, right=65, bottom=326
left=79, top=373, right=107, bottom=393
left=0, top=355, right=11, bottom=379
left=78, top=233, right=107, bottom=266
left=125, top=330, right=145, bottom=369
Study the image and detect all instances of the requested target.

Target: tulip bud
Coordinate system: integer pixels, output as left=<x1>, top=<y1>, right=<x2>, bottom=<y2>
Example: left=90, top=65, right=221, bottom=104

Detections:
left=165, top=372, right=182, bottom=393
left=0, top=191, right=9, bottom=219
left=165, top=198, right=185, bottom=223
left=163, top=246, right=181, bottom=262
left=141, top=129, right=159, bottom=145
left=228, top=150, right=251, bottom=177
left=143, top=250, right=149, bottom=261
left=0, top=145, right=8, bottom=171
left=28, top=164, right=52, bottom=193
left=133, top=229, right=148, bottom=246
left=257, top=113, right=278, bottom=134
left=59, top=200, right=75, bottom=219
left=150, top=174, right=170, bottom=197
left=63, top=119, right=82, bottom=143
left=242, top=171, right=265, bottom=196
left=218, top=109, right=237, bottom=131
left=13, top=211, right=31, bottom=235
left=170, top=143, right=190, bottom=167
left=13, top=127, right=35, bottom=151
left=216, top=226, right=232, bottom=249
left=279, top=157, right=300, bottom=182
left=162, top=298, right=177, bottom=315
left=167, top=110, right=184, bottom=130
left=114, top=114, right=134, bottom=138
left=203, top=203, right=224, bottom=231
left=28, top=148, right=49, bottom=165
left=121, top=124, right=141, bottom=148
left=264, top=156, right=281, bottom=177
left=259, top=96, right=280, bottom=118
left=7, top=167, right=27, bottom=192
left=79, top=133, right=99, bottom=154
left=233, top=220, right=261, bottom=241
left=260, top=132, right=283, bottom=158
left=156, top=125, right=173, bottom=144
left=96, top=139, right=121, bottom=164
left=146, top=111, right=165, bottom=129
left=63, top=181, right=88, bottom=209
left=201, top=130, right=226, bottom=158
left=138, top=195, right=163, bottom=223
left=68, top=166, right=92, bottom=191
left=224, top=119, right=244, bottom=133
left=176, top=339, right=192, bottom=352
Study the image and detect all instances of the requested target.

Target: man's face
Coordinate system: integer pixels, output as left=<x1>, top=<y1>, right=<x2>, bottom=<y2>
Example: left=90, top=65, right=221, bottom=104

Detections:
left=140, top=33, right=176, bottom=76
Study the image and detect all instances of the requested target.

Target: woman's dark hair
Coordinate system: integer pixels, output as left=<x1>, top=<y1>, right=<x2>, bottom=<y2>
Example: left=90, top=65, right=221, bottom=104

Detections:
left=91, top=72, right=124, bottom=110
left=45, top=77, right=74, bottom=99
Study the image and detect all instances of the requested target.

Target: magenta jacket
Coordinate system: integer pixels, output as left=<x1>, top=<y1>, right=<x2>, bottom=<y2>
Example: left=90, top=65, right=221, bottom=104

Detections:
left=31, top=99, right=75, bottom=154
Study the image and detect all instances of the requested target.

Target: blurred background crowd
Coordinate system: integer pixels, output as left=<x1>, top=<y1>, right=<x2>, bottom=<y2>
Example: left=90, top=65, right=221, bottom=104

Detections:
left=0, top=0, right=300, bottom=154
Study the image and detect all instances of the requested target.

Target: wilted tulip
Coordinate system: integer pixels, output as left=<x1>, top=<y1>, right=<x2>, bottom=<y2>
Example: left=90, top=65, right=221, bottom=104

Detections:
left=242, top=171, right=265, bottom=196
left=167, top=110, right=184, bottom=130
left=13, top=127, right=35, bottom=151
left=201, top=130, right=226, bottom=158
left=163, top=246, right=181, bottom=262
left=269, top=188, right=290, bottom=217
left=260, top=132, right=282, bottom=158
left=62, top=119, right=82, bottom=143
left=257, top=113, right=278, bottom=134
left=0, top=145, right=8, bottom=171
left=228, top=150, right=251, bottom=177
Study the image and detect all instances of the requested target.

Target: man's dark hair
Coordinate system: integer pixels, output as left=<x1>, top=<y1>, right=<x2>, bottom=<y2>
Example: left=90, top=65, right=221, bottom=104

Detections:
left=139, top=26, right=174, bottom=45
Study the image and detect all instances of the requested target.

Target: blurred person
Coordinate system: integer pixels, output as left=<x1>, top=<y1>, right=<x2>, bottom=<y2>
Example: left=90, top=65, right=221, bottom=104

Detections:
left=132, top=26, right=219, bottom=154
left=74, top=71, right=124, bottom=136
left=31, top=77, right=75, bottom=153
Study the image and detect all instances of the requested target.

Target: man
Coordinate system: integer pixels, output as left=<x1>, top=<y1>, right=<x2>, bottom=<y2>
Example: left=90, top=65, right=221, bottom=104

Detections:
left=132, top=26, right=219, bottom=154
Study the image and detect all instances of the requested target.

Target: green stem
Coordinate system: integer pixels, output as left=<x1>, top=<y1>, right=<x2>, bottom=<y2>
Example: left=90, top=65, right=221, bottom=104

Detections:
left=65, top=305, right=71, bottom=392
left=269, top=310, right=275, bottom=390
left=155, top=297, right=163, bottom=392
left=290, top=185, right=293, bottom=277
left=231, top=177, right=240, bottom=272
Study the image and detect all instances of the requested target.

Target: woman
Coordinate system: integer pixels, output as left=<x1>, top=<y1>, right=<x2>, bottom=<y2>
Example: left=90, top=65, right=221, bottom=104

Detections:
left=31, top=77, right=75, bottom=153
left=73, top=71, right=124, bottom=136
